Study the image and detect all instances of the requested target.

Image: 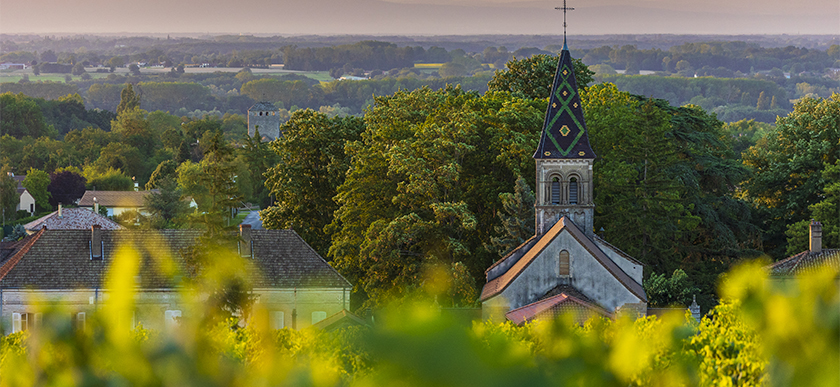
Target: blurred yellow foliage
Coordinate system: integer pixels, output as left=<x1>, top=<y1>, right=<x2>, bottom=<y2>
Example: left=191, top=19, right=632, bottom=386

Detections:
left=0, top=243, right=837, bottom=386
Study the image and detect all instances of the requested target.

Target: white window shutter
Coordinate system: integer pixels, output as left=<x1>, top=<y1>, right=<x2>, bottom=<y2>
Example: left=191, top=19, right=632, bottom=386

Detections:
left=77, top=312, right=86, bottom=330
left=271, top=311, right=285, bottom=330
left=12, top=313, right=21, bottom=333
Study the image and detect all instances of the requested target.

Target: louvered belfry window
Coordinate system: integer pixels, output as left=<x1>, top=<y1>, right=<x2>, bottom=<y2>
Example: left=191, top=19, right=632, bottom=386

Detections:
left=551, top=177, right=561, bottom=204
left=569, top=177, right=579, bottom=205
left=559, top=250, right=570, bottom=276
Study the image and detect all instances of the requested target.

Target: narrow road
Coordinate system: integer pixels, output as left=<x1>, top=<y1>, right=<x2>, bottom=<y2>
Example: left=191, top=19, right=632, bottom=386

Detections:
left=241, top=210, right=264, bottom=229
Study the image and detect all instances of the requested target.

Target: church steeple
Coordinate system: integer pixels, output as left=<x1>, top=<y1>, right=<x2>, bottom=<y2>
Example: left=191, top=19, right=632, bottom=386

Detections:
left=533, top=46, right=595, bottom=160
left=533, top=39, right=596, bottom=236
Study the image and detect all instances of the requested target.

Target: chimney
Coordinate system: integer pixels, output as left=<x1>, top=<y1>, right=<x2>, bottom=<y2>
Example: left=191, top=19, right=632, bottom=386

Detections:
left=94, top=197, right=99, bottom=214
left=91, top=225, right=102, bottom=259
left=239, top=224, right=252, bottom=257
left=58, top=204, right=63, bottom=218
left=810, top=220, right=822, bottom=255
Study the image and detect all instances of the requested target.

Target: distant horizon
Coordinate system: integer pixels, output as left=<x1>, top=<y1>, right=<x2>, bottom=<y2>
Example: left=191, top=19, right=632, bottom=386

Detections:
left=1, top=1, right=838, bottom=36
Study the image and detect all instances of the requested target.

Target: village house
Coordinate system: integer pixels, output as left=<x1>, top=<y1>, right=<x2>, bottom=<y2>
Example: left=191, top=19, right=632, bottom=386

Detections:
left=0, top=224, right=352, bottom=333
left=22, top=206, right=123, bottom=234
left=768, top=220, right=839, bottom=278
left=8, top=174, right=35, bottom=216
left=480, top=42, right=648, bottom=324
left=77, top=190, right=155, bottom=217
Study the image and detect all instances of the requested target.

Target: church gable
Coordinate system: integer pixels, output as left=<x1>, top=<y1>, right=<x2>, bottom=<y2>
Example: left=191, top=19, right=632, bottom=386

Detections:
left=593, top=235, right=644, bottom=282
left=481, top=217, right=646, bottom=313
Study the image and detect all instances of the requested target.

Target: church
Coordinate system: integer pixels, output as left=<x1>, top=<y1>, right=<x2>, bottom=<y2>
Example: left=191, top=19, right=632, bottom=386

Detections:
left=480, top=41, right=648, bottom=324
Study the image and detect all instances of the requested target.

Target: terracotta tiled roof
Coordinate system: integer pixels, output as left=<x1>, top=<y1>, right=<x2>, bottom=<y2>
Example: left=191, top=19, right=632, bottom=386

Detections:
left=485, top=235, right=537, bottom=275
left=78, top=191, right=156, bottom=208
left=23, top=208, right=124, bottom=232
left=505, top=292, right=612, bottom=325
left=768, top=249, right=840, bottom=276
left=0, top=229, right=351, bottom=290
left=480, top=216, right=646, bottom=302
left=0, top=229, right=45, bottom=281
left=540, top=284, right=596, bottom=304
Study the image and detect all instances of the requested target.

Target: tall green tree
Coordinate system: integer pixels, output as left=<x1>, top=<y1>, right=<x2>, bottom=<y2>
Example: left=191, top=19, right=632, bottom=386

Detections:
left=47, top=170, right=86, bottom=207
left=0, top=165, right=18, bottom=224
left=0, top=92, right=54, bottom=138
left=328, top=86, right=543, bottom=306
left=116, top=84, right=140, bottom=116
left=488, top=176, right=535, bottom=257
left=784, top=161, right=840, bottom=254
left=260, top=111, right=364, bottom=256
left=239, top=128, right=279, bottom=209
left=488, top=54, right=594, bottom=100
left=144, top=177, right=189, bottom=229
left=742, top=94, right=840, bottom=258
left=194, top=131, right=243, bottom=234
left=146, top=160, right=179, bottom=190
left=584, top=83, right=760, bottom=304
left=22, top=167, right=51, bottom=212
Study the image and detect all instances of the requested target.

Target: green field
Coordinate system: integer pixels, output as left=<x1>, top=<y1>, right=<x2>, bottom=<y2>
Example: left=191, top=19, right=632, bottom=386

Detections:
left=0, top=67, right=334, bottom=85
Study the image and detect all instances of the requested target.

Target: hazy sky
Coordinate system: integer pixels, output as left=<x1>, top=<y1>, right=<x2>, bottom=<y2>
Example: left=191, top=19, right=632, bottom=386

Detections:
left=1, top=0, right=838, bottom=35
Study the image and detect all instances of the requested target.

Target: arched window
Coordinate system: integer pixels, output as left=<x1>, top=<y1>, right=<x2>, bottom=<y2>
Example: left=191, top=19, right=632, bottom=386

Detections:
left=559, top=250, right=570, bottom=276
left=551, top=177, right=561, bottom=204
left=569, top=177, right=579, bottom=205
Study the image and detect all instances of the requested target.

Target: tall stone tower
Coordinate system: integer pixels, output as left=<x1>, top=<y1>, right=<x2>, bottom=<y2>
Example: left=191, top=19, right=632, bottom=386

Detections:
left=533, top=43, right=596, bottom=237
left=248, top=101, right=281, bottom=140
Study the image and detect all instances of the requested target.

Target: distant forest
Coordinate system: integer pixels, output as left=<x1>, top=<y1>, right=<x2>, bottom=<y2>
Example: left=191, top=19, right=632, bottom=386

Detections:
left=1, top=34, right=838, bottom=123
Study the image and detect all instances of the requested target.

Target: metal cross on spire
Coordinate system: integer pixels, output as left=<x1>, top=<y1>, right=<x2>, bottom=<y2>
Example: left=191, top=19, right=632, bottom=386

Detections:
left=555, top=0, right=574, bottom=47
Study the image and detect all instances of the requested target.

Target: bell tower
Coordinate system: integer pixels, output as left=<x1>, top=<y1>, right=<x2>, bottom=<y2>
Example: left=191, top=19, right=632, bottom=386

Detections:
left=533, top=42, right=595, bottom=236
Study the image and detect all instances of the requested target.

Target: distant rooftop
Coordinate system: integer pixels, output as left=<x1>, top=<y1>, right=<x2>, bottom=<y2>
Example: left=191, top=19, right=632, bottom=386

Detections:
left=78, top=190, right=156, bottom=208
left=23, top=207, right=124, bottom=232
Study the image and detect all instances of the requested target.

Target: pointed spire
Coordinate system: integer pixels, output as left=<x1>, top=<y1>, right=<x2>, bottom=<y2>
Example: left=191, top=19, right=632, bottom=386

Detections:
left=533, top=46, right=595, bottom=159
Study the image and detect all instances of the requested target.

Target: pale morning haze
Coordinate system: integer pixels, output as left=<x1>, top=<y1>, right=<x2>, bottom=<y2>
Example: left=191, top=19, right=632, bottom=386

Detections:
left=0, top=0, right=838, bottom=35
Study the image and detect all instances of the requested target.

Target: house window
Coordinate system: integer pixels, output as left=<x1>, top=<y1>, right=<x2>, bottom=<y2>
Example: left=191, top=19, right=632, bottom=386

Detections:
left=165, top=310, right=181, bottom=330
left=311, top=311, right=327, bottom=324
left=75, top=312, right=86, bottom=331
left=551, top=177, right=561, bottom=204
left=12, top=313, right=38, bottom=332
left=559, top=250, right=570, bottom=277
left=271, top=311, right=285, bottom=330
left=30, top=203, right=34, bottom=213
left=569, top=177, right=579, bottom=205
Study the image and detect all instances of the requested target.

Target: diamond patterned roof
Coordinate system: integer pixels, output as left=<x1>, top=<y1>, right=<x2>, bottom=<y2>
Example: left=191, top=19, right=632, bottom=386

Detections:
left=534, top=48, right=595, bottom=159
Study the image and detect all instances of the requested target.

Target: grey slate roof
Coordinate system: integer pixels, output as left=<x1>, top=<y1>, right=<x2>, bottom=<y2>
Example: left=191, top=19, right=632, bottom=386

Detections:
left=248, top=101, right=277, bottom=112
left=23, top=208, right=124, bottom=232
left=78, top=190, right=156, bottom=208
left=768, top=249, right=840, bottom=276
left=0, top=229, right=351, bottom=290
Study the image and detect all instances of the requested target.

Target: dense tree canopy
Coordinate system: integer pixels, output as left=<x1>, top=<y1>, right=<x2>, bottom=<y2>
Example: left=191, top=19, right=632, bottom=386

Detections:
left=328, top=86, right=544, bottom=306
left=742, top=94, right=840, bottom=257
left=488, top=54, right=594, bottom=100
left=22, top=168, right=52, bottom=212
left=47, top=170, right=86, bottom=206
left=584, top=84, right=760, bottom=303
left=260, top=110, right=364, bottom=257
